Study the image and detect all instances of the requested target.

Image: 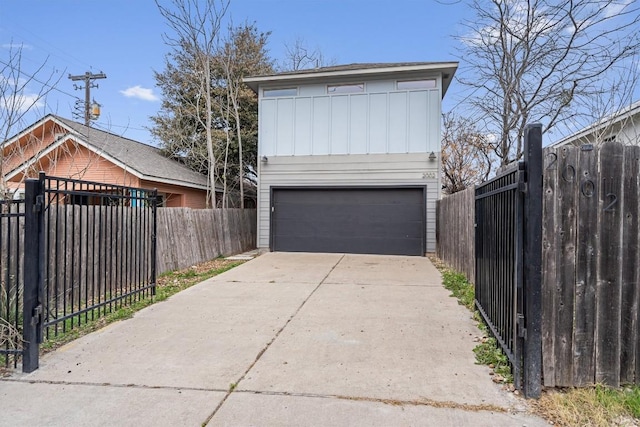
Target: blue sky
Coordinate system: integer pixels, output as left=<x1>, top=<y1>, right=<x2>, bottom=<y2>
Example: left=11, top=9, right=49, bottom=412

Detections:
left=0, top=0, right=471, bottom=145
left=3, top=1, right=637, bottom=147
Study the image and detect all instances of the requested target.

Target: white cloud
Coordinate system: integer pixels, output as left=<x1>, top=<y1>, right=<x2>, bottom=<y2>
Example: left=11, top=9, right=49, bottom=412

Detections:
left=0, top=93, right=45, bottom=112
left=120, top=85, right=159, bottom=102
left=1, top=43, right=33, bottom=50
left=603, top=0, right=633, bottom=18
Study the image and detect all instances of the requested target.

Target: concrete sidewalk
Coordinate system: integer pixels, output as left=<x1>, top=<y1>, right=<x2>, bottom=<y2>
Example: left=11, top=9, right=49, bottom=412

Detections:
left=0, top=253, right=548, bottom=426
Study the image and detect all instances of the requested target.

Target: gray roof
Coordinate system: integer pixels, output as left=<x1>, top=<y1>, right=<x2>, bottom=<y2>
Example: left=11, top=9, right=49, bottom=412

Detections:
left=53, top=115, right=211, bottom=190
left=550, top=100, right=640, bottom=147
left=264, top=62, right=456, bottom=77
left=244, top=61, right=459, bottom=96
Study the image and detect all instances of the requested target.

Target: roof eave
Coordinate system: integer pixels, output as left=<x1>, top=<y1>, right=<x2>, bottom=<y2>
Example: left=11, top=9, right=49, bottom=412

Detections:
left=244, top=62, right=459, bottom=97
left=550, top=102, right=640, bottom=147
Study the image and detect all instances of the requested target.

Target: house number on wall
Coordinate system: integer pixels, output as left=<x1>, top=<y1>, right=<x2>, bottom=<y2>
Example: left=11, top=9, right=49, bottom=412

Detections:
left=423, top=171, right=437, bottom=179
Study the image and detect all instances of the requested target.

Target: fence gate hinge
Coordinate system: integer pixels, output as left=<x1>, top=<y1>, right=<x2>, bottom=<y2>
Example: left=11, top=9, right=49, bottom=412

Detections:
left=517, top=313, right=527, bottom=339
left=518, top=182, right=528, bottom=194
left=31, top=304, right=43, bottom=327
left=34, top=195, right=44, bottom=212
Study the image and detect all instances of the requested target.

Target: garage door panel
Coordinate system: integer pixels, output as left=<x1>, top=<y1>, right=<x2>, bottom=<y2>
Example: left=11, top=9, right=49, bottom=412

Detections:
left=275, top=188, right=419, bottom=204
left=271, top=187, right=425, bottom=256
left=273, top=204, right=422, bottom=221
left=273, top=236, right=424, bottom=256
left=273, top=218, right=423, bottom=238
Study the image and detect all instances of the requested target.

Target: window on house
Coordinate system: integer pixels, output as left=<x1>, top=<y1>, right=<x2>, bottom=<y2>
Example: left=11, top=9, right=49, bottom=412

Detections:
left=263, top=88, right=297, bottom=97
left=397, top=79, right=437, bottom=90
left=327, top=83, right=364, bottom=94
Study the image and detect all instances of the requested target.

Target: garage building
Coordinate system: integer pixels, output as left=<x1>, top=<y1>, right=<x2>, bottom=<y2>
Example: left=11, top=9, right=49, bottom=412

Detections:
left=244, top=62, right=458, bottom=256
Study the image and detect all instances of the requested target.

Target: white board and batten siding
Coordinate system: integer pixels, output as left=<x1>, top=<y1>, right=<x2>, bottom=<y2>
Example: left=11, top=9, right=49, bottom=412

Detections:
left=256, top=75, right=444, bottom=254
left=259, top=81, right=442, bottom=156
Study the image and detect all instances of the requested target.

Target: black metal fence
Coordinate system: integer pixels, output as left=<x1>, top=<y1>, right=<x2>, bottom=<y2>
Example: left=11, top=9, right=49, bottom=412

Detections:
left=475, top=161, right=524, bottom=384
left=41, top=175, right=158, bottom=336
left=474, top=125, right=543, bottom=398
left=0, top=199, right=25, bottom=368
left=16, top=173, right=158, bottom=372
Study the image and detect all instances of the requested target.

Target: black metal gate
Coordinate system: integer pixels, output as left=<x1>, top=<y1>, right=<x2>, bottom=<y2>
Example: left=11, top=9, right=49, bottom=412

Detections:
left=474, top=124, right=543, bottom=398
left=12, top=173, right=157, bottom=372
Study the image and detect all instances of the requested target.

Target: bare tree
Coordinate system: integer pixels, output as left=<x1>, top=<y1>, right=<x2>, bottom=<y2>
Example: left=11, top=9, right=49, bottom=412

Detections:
left=441, top=113, right=495, bottom=194
left=218, top=23, right=272, bottom=208
left=554, top=63, right=640, bottom=146
left=458, top=0, right=640, bottom=165
left=1, top=43, right=61, bottom=198
left=279, top=37, right=334, bottom=72
left=156, top=0, right=230, bottom=207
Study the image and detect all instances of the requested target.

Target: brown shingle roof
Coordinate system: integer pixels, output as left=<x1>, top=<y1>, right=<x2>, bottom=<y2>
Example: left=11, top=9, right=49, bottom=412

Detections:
left=53, top=116, right=211, bottom=190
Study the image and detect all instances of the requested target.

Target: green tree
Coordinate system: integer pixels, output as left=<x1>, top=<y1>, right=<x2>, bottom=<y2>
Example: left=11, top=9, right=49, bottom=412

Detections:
left=151, top=1, right=273, bottom=207
left=217, top=23, right=273, bottom=207
left=154, top=0, right=229, bottom=206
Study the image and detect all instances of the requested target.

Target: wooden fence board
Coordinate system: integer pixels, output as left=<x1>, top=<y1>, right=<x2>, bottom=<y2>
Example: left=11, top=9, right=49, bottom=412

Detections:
left=542, top=147, right=558, bottom=387
left=572, top=146, right=599, bottom=386
left=554, top=146, right=578, bottom=386
left=621, top=146, right=640, bottom=384
left=596, top=142, right=624, bottom=387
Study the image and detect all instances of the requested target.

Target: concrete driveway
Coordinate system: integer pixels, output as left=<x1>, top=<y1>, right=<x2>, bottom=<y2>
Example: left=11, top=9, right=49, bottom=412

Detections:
left=0, top=252, right=548, bottom=426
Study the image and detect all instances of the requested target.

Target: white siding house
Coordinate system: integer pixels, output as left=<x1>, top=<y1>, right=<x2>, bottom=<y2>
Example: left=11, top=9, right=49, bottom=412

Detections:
left=245, top=62, right=458, bottom=256
left=551, top=100, right=640, bottom=147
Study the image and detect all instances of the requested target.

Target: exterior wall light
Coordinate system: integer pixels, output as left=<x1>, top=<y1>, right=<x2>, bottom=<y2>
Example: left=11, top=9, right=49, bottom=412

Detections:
left=429, top=152, right=436, bottom=161
left=261, top=156, right=268, bottom=163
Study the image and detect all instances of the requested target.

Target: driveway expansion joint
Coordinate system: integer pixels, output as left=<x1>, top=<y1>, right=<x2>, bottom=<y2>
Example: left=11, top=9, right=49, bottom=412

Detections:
left=0, top=377, right=224, bottom=393
left=201, top=254, right=347, bottom=426
left=231, top=388, right=515, bottom=414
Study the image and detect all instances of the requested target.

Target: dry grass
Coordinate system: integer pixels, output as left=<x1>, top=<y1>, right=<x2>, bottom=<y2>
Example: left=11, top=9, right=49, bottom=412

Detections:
left=531, top=387, right=640, bottom=427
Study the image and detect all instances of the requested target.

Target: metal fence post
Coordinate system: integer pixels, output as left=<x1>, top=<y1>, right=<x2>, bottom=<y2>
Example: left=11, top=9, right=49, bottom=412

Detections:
left=22, top=176, right=44, bottom=373
left=523, top=123, right=543, bottom=398
left=151, top=189, right=158, bottom=296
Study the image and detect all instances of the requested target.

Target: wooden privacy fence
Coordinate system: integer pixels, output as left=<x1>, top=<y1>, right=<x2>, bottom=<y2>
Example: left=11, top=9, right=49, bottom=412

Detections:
left=436, top=142, right=640, bottom=388
left=542, top=143, right=640, bottom=388
left=436, top=187, right=475, bottom=282
left=155, top=208, right=256, bottom=273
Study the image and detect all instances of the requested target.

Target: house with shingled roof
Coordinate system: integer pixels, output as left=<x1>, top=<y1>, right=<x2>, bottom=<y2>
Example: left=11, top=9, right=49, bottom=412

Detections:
left=1, top=114, right=218, bottom=207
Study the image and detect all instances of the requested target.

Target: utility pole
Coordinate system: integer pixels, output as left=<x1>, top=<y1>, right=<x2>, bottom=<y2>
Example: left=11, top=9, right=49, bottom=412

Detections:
left=68, top=71, right=106, bottom=127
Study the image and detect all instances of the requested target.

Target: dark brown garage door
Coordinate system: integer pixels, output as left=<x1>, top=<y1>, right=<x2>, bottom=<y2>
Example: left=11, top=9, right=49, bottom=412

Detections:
left=271, top=187, right=425, bottom=256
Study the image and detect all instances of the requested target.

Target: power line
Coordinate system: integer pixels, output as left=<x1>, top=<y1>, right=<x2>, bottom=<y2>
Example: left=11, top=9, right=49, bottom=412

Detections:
left=95, top=122, right=148, bottom=132
left=0, top=58, right=81, bottom=101
left=4, top=23, right=94, bottom=71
